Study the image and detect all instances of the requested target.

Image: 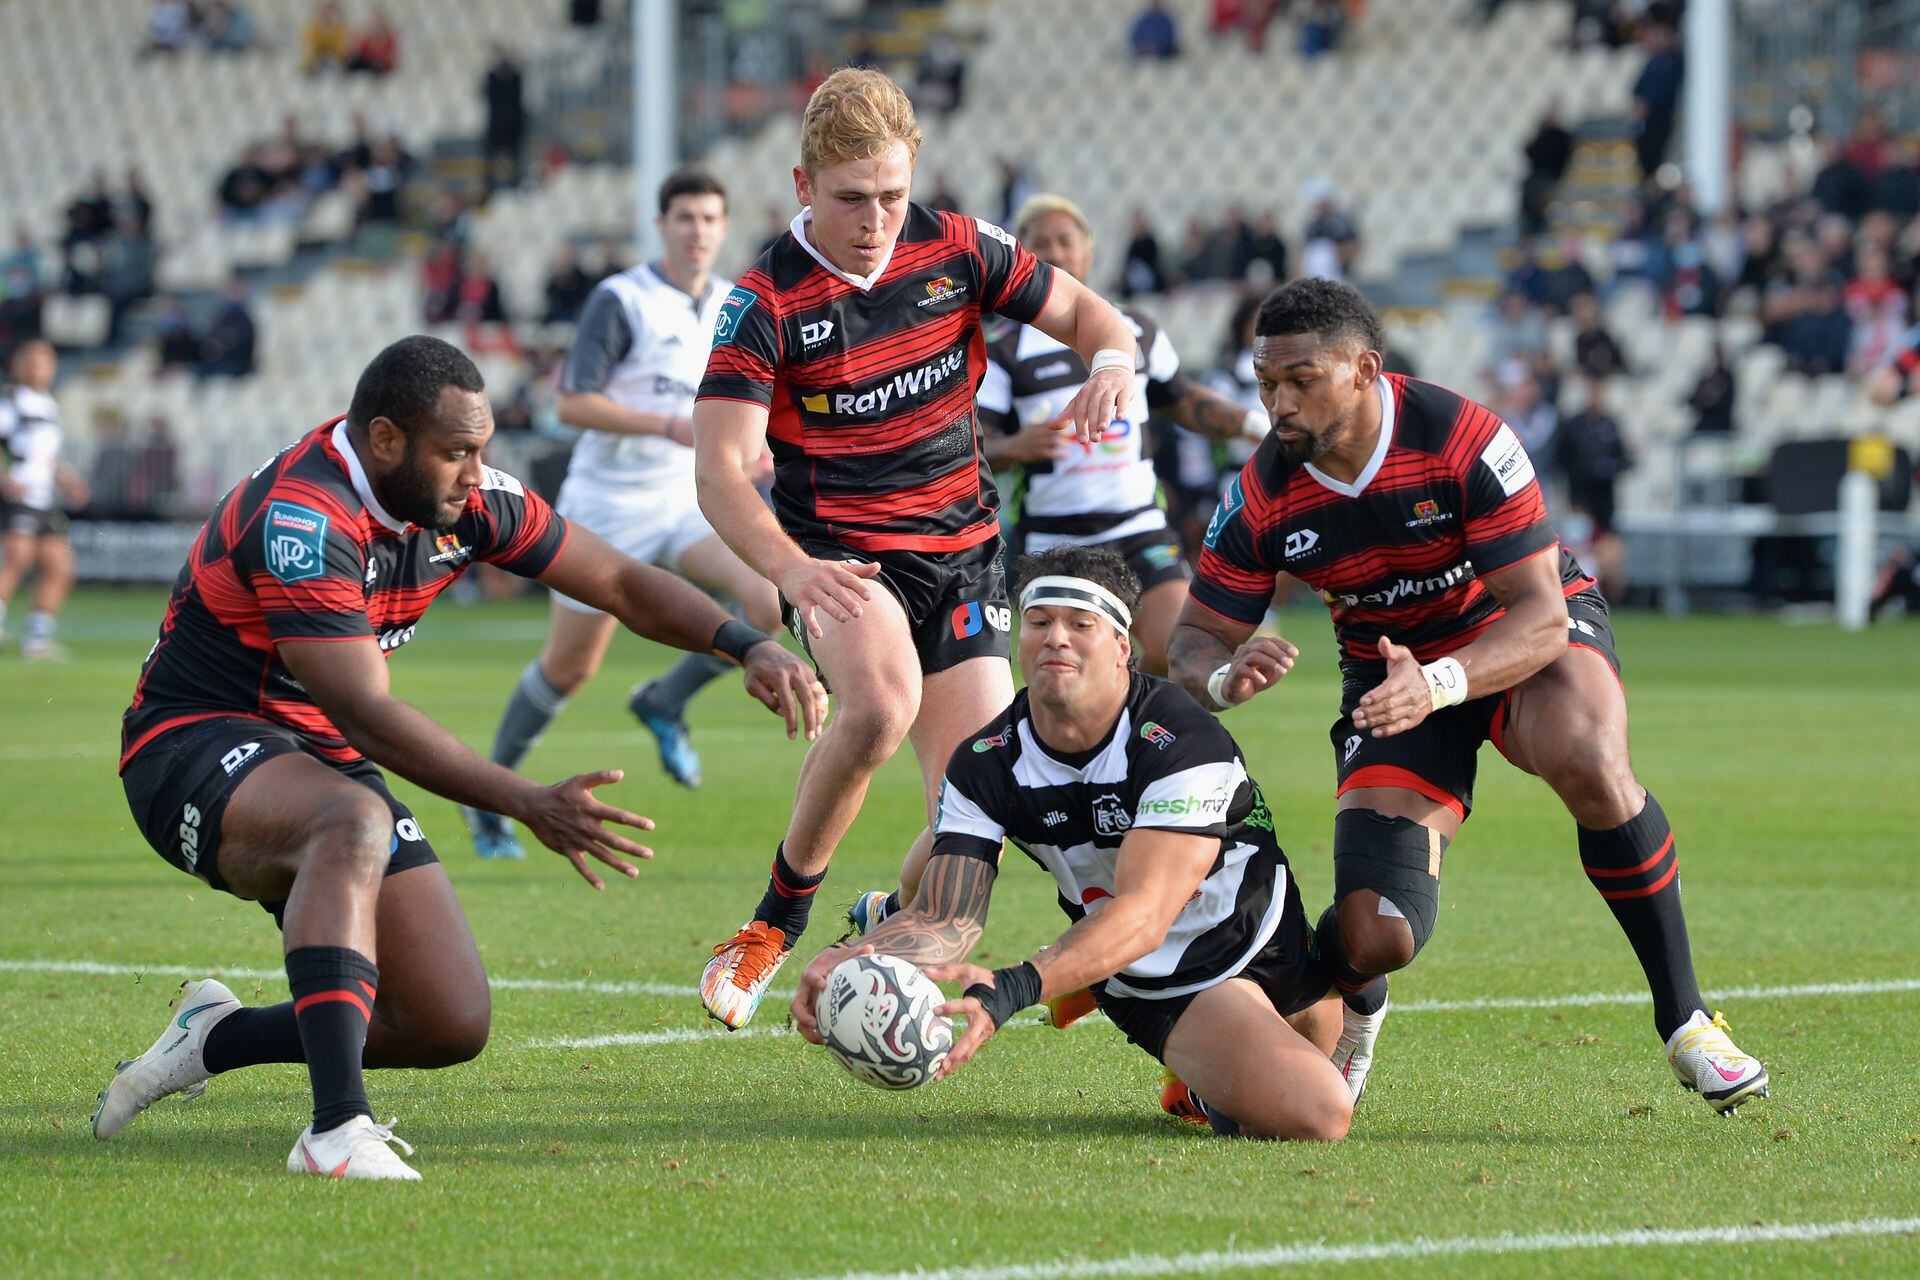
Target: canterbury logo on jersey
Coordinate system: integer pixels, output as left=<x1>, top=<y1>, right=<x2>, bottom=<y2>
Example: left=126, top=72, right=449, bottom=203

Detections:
left=799, top=349, right=966, bottom=416
left=1325, top=561, right=1472, bottom=608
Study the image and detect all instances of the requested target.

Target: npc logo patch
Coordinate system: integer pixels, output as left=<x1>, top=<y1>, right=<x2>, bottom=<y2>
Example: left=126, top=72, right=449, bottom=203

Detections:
left=264, top=501, right=328, bottom=584
left=713, top=285, right=758, bottom=345
left=1139, top=720, right=1176, bottom=749
left=1203, top=476, right=1244, bottom=549
left=972, top=726, right=1014, bottom=753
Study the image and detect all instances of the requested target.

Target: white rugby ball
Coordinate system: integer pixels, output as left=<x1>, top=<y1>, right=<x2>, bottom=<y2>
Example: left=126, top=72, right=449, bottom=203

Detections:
left=816, top=953, right=953, bottom=1090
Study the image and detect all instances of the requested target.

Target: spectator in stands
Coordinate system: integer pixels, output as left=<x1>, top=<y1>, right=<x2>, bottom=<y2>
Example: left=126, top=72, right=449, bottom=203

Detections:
left=1653, top=210, right=1724, bottom=319
left=301, top=0, right=351, bottom=74
left=1841, top=108, right=1891, bottom=187
left=422, top=241, right=463, bottom=324
left=1557, top=375, right=1631, bottom=597
left=137, top=415, right=179, bottom=516
left=120, top=167, right=155, bottom=239
left=456, top=251, right=508, bottom=326
left=1571, top=291, right=1628, bottom=378
left=1485, top=288, right=1548, bottom=371
left=541, top=244, right=595, bottom=324
left=1762, top=236, right=1852, bottom=375
left=1245, top=211, right=1288, bottom=282
left=1494, top=361, right=1559, bottom=473
left=1570, top=0, right=1623, bottom=49
left=203, top=2, right=257, bottom=54
left=64, top=175, right=116, bottom=251
left=1630, top=15, right=1683, bottom=180
left=101, top=213, right=157, bottom=345
left=89, top=410, right=154, bottom=519
left=1300, top=178, right=1359, bottom=280
left=1870, top=135, right=1920, bottom=219
left=1688, top=341, right=1737, bottom=435
left=355, top=135, right=413, bottom=225
left=143, top=0, right=196, bottom=58
left=915, top=35, right=967, bottom=116
left=996, top=159, right=1035, bottom=228
left=1810, top=132, right=1871, bottom=222
left=1177, top=215, right=1217, bottom=283
left=1119, top=209, right=1166, bottom=297
left=1733, top=211, right=1778, bottom=300
left=217, top=147, right=272, bottom=222
left=199, top=278, right=257, bottom=378
left=1300, top=0, right=1347, bottom=59
left=569, top=0, right=602, bottom=27
left=152, top=297, right=203, bottom=373
left=0, top=228, right=46, bottom=347
left=1209, top=206, right=1259, bottom=278
left=1130, top=0, right=1181, bottom=59
left=1520, top=103, right=1574, bottom=237
left=922, top=173, right=964, bottom=214
left=1845, top=242, right=1907, bottom=373
left=347, top=8, right=400, bottom=75
left=484, top=45, right=528, bottom=191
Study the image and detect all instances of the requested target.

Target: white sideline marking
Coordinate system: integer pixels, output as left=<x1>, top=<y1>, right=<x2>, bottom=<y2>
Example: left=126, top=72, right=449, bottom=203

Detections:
left=524, top=1025, right=789, bottom=1050
left=1397, top=976, right=1920, bottom=1013
left=0, top=957, right=791, bottom=1002
left=805, top=1217, right=1920, bottom=1280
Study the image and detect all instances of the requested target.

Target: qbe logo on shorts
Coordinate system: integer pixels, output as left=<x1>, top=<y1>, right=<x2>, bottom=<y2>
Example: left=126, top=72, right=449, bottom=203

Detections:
left=264, top=501, right=329, bottom=584
left=950, top=601, right=1011, bottom=639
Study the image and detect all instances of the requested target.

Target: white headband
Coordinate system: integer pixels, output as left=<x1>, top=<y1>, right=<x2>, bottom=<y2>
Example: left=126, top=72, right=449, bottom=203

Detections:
left=1018, top=575, right=1133, bottom=635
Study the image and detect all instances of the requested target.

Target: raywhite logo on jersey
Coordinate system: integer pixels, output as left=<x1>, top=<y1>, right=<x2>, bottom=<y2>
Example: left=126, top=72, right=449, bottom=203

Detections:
left=801, top=320, right=835, bottom=347
left=1481, top=422, right=1536, bottom=497
left=1327, top=562, right=1472, bottom=608
left=802, top=349, right=965, bottom=416
left=1284, top=528, right=1320, bottom=559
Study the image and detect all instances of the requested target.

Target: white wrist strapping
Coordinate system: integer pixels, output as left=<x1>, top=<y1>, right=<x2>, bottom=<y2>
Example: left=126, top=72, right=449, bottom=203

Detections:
left=1088, top=348, right=1133, bottom=378
left=1422, top=656, right=1467, bottom=710
left=1241, top=408, right=1270, bottom=442
left=1207, top=662, right=1243, bottom=708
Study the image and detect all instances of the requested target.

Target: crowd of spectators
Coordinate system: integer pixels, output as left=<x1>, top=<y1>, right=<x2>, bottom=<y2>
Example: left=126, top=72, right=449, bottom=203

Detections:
left=299, top=1, right=402, bottom=76
left=1131, top=0, right=1363, bottom=61
left=216, top=113, right=415, bottom=230
left=142, top=0, right=257, bottom=57
left=1114, top=185, right=1359, bottom=298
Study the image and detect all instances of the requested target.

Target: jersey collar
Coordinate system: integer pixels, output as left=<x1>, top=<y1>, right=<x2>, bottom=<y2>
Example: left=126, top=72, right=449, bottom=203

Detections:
left=12, top=386, right=56, bottom=419
left=331, top=419, right=408, bottom=533
left=1305, top=375, right=1395, bottom=499
left=789, top=208, right=893, bottom=293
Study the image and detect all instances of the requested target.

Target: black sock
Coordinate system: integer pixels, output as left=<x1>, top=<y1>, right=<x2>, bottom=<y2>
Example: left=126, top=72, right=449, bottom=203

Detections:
left=753, top=845, right=824, bottom=947
left=202, top=1003, right=305, bottom=1074
left=1579, top=791, right=1703, bottom=1040
left=286, top=946, right=379, bottom=1134
left=1313, top=904, right=1389, bottom=1016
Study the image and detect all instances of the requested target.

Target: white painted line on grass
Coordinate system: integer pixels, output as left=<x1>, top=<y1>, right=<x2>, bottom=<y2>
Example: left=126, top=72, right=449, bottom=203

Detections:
left=524, top=1024, right=789, bottom=1050
left=804, top=1216, right=1920, bottom=1280
left=1397, top=976, right=1920, bottom=1013
left=0, top=957, right=791, bottom=1002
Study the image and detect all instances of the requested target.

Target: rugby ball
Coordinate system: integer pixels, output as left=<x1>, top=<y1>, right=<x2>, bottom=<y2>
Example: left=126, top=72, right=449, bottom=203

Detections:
left=816, top=953, right=953, bottom=1090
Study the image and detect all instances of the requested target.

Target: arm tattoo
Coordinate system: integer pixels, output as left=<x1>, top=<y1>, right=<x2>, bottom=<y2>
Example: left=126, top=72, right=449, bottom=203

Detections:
left=1173, top=381, right=1255, bottom=442
left=858, top=854, right=995, bottom=967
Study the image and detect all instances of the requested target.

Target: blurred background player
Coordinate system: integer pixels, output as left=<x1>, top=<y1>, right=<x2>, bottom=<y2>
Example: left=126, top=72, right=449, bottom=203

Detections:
left=1172, top=279, right=1768, bottom=1115
left=98, top=336, right=823, bottom=1179
left=0, top=339, right=87, bottom=660
left=979, top=193, right=1270, bottom=676
left=691, top=69, right=1139, bottom=1029
left=464, top=169, right=783, bottom=860
left=795, top=546, right=1360, bottom=1140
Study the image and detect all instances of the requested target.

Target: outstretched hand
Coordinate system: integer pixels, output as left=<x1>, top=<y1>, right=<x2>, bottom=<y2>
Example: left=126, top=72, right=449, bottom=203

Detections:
left=741, top=640, right=830, bottom=741
left=925, top=961, right=999, bottom=1080
left=518, top=770, right=655, bottom=889
left=1065, top=366, right=1133, bottom=445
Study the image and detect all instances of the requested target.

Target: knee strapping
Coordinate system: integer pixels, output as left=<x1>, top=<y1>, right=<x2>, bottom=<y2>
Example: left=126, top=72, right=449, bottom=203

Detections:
left=1333, top=810, right=1447, bottom=955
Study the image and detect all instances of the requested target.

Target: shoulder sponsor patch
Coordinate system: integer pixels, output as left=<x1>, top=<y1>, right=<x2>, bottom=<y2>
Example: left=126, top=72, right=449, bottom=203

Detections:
left=975, top=217, right=1018, bottom=250
left=713, top=286, right=758, bottom=346
left=263, top=500, right=329, bottom=584
left=1203, top=475, right=1244, bottom=549
left=479, top=466, right=524, bottom=496
left=1480, top=422, right=1536, bottom=497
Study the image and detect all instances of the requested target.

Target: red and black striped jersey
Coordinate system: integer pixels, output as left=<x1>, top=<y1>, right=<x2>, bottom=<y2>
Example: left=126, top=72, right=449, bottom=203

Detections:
left=121, top=418, right=569, bottom=768
left=697, top=203, right=1056, bottom=554
left=1192, top=374, right=1593, bottom=674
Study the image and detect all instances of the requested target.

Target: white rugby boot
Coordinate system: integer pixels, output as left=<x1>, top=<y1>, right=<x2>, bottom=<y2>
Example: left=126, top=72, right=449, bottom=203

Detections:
left=1329, top=988, right=1389, bottom=1103
left=1667, top=1010, right=1769, bottom=1114
left=93, top=978, right=242, bottom=1139
left=287, top=1115, right=421, bottom=1180
left=700, top=920, right=789, bottom=1030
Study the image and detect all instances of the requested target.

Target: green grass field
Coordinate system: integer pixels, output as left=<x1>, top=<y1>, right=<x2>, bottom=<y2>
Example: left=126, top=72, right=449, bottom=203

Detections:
left=3, top=588, right=1917, bottom=1278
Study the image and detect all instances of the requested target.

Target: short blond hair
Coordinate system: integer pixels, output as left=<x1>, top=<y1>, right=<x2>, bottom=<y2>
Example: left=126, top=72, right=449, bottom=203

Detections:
left=801, top=68, right=923, bottom=174
left=1014, top=193, right=1092, bottom=242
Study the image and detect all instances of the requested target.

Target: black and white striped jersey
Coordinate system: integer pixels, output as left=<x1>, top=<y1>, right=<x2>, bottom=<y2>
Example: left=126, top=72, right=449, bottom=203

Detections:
left=933, top=673, right=1294, bottom=999
left=977, top=307, right=1181, bottom=545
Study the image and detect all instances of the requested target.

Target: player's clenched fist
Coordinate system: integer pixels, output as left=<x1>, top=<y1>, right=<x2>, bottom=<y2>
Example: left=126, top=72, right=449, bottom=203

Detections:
left=777, top=555, right=882, bottom=639
left=1211, top=635, right=1301, bottom=707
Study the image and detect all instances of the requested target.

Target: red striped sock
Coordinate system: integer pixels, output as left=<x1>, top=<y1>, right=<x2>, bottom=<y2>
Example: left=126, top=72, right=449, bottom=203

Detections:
left=752, top=845, right=825, bottom=948
left=285, top=946, right=378, bottom=1133
left=1579, top=791, right=1703, bottom=1039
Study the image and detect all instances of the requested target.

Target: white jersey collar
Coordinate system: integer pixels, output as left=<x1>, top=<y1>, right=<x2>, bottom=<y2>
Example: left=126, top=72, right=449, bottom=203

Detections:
left=1305, top=375, right=1395, bottom=498
left=331, top=419, right=407, bottom=533
left=12, top=386, right=56, bottom=419
left=790, top=208, right=892, bottom=293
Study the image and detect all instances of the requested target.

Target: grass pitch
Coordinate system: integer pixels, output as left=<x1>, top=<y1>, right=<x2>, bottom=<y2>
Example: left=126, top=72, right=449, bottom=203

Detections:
left=2, top=589, right=1917, bottom=1278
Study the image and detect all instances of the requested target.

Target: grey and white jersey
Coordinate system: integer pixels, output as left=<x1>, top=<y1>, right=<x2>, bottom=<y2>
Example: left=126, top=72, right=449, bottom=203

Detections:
left=0, top=386, right=62, bottom=511
left=933, top=674, right=1293, bottom=1000
left=976, top=307, right=1180, bottom=545
left=558, top=262, right=732, bottom=491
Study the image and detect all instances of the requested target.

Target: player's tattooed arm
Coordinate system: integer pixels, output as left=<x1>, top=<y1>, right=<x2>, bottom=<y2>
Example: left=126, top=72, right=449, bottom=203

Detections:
left=1158, top=372, right=1266, bottom=443
left=860, top=853, right=998, bottom=967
